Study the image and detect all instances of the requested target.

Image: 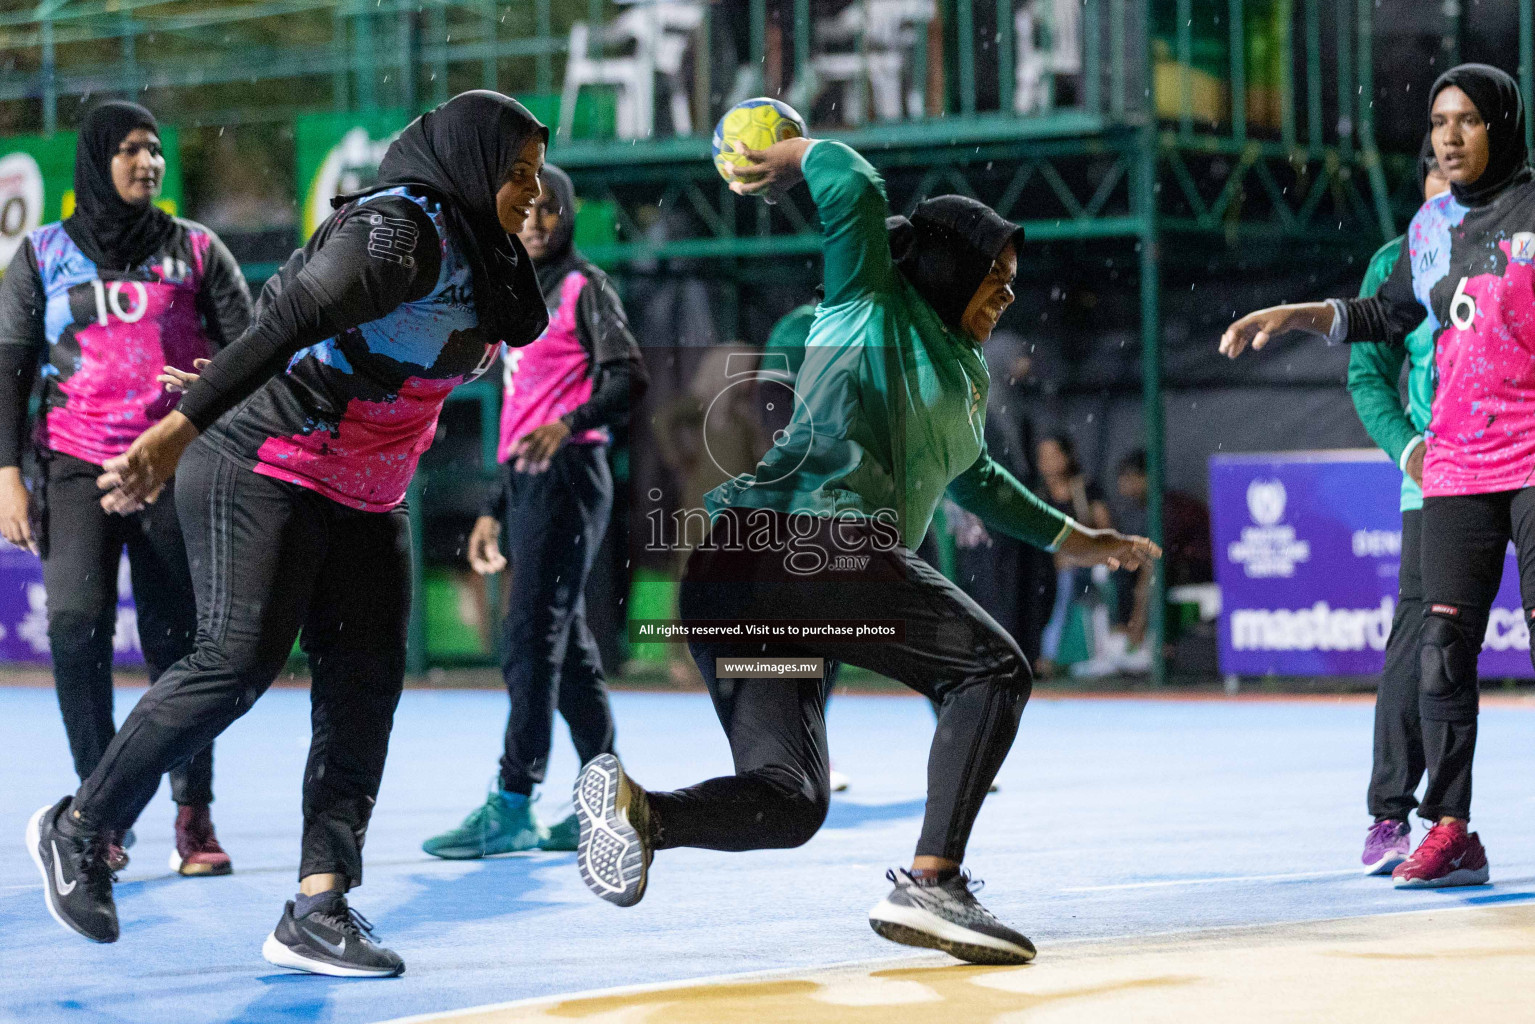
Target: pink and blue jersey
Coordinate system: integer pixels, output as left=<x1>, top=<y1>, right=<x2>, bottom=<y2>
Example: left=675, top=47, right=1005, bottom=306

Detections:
left=0, top=220, right=250, bottom=466
left=1383, top=185, right=1535, bottom=496
left=198, top=187, right=501, bottom=511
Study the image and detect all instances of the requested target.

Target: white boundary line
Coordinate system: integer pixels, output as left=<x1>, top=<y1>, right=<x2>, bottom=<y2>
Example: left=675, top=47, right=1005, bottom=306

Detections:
left=371, top=895, right=1535, bottom=1024
left=1062, top=868, right=1359, bottom=891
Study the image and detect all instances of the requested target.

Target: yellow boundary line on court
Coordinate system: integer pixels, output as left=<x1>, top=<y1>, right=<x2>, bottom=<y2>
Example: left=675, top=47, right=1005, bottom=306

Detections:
left=377, top=900, right=1535, bottom=1024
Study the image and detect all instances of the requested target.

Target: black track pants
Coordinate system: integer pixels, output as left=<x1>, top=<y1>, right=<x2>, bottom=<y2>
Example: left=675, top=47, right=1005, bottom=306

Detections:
left=41, top=452, right=213, bottom=808
left=73, top=441, right=410, bottom=886
left=1367, top=508, right=1425, bottom=822
left=658, top=510, right=1031, bottom=863
left=1417, top=489, right=1535, bottom=822
left=498, top=443, right=616, bottom=794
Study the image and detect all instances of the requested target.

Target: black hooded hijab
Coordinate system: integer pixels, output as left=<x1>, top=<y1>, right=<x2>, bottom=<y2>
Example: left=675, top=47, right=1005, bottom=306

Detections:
left=352, top=90, right=550, bottom=348
left=533, top=163, right=578, bottom=270
left=885, top=195, right=1023, bottom=334
left=1430, top=63, right=1533, bottom=207
left=63, top=101, right=177, bottom=270
left=1416, top=129, right=1439, bottom=197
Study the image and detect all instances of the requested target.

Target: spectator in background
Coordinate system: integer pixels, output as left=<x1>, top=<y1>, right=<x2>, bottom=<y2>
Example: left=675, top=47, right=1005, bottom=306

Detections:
left=1036, top=433, right=1112, bottom=676
left=1112, top=449, right=1211, bottom=589
left=947, top=333, right=1052, bottom=662
left=1096, top=449, right=1211, bottom=674
left=426, top=163, right=648, bottom=860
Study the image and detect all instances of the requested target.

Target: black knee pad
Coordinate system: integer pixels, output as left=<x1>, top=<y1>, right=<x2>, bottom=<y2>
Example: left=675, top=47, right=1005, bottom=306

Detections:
left=1419, top=611, right=1480, bottom=722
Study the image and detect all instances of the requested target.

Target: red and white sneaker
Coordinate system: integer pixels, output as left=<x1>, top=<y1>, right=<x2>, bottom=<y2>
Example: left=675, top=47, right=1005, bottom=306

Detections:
left=169, top=804, right=233, bottom=877
left=1392, top=821, right=1489, bottom=889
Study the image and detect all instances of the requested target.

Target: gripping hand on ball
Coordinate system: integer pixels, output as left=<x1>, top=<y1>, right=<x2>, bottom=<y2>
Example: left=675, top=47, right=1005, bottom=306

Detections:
left=725, top=138, right=813, bottom=204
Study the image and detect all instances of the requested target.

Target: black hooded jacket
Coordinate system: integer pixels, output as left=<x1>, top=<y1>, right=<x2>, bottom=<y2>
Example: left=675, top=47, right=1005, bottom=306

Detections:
left=525, top=164, right=647, bottom=437
left=886, top=196, right=1023, bottom=332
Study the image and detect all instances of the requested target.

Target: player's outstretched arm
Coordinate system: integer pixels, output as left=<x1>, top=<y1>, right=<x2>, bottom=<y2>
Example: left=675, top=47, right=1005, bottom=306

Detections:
left=1218, top=301, right=1336, bottom=358
left=1056, top=526, right=1162, bottom=571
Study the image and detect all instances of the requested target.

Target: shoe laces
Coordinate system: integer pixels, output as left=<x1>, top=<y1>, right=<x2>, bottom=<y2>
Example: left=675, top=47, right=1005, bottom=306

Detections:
left=314, top=901, right=379, bottom=944
left=1367, top=819, right=1404, bottom=843
left=889, top=867, right=988, bottom=899
left=79, top=831, right=118, bottom=888
left=1418, top=823, right=1463, bottom=858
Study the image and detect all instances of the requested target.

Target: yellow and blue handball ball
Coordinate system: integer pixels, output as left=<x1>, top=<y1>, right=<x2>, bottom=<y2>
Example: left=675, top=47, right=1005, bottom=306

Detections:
left=712, top=98, right=808, bottom=183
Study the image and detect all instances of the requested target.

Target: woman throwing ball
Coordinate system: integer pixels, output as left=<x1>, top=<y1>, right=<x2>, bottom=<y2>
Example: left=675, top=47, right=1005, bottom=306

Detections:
left=1221, top=64, right=1535, bottom=890
left=572, top=119, right=1158, bottom=965
left=26, top=91, right=550, bottom=976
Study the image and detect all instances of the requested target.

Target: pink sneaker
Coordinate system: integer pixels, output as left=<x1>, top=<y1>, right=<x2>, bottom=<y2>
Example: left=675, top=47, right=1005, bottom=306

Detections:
left=1392, top=821, right=1489, bottom=888
left=1361, top=819, right=1411, bottom=876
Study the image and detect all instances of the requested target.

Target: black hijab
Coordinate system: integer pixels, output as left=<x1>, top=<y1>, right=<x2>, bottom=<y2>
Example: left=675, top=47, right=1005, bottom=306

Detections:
left=534, top=163, right=578, bottom=271
left=63, top=101, right=177, bottom=270
left=354, top=91, right=550, bottom=348
left=1416, top=129, right=1439, bottom=197
left=886, top=196, right=1023, bottom=335
left=1429, top=63, right=1533, bottom=207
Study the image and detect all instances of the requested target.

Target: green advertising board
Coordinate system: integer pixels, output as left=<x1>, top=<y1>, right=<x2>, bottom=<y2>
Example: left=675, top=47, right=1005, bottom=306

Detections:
left=295, top=94, right=618, bottom=244
left=0, top=127, right=184, bottom=274
left=296, top=110, right=411, bottom=241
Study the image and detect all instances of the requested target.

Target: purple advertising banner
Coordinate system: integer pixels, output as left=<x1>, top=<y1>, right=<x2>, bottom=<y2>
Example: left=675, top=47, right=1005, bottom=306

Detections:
left=1212, top=450, right=1532, bottom=678
left=0, top=539, right=143, bottom=665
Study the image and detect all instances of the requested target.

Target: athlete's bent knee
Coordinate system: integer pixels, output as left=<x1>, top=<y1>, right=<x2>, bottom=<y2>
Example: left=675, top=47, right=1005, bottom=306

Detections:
left=1419, top=611, right=1479, bottom=722
left=755, top=767, right=829, bottom=848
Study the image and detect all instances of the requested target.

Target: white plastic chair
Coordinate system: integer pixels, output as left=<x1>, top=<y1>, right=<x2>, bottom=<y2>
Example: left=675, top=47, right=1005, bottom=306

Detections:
left=807, top=0, right=934, bottom=124
left=560, top=1, right=704, bottom=139
left=1015, top=0, right=1083, bottom=114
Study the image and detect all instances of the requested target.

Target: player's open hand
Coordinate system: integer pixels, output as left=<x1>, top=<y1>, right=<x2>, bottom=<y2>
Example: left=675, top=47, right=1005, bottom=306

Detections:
left=1058, top=527, right=1162, bottom=571
left=97, top=410, right=200, bottom=514
left=724, top=137, right=813, bottom=204
left=158, top=358, right=211, bottom=393
left=0, top=466, right=36, bottom=554
left=1219, top=302, right=1336, bottom=358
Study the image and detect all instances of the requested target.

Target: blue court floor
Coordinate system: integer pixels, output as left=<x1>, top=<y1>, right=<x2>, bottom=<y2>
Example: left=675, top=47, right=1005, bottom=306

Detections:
left=1, top=686, right=1532, bottom=1024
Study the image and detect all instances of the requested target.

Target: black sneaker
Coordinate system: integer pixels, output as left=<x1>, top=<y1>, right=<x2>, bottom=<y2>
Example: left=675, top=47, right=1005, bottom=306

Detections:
left=25, top=797, right=118, bottom=943
left=868, top=868, right=1035, bottom=965
left=262, top=897, right=404, bottom=978
left=574, top=754, right=653, bottom=908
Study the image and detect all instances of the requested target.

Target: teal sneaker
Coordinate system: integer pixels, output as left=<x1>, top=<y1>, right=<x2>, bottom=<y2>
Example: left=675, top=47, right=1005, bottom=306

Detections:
left=539, top=811, right=579, bottom=852
left=422, top=786, right=548, bottom=859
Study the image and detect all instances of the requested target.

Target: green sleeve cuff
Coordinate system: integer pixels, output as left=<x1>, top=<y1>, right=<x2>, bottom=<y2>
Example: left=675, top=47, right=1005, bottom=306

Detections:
left=1046, top=518, right=1079, bottom=553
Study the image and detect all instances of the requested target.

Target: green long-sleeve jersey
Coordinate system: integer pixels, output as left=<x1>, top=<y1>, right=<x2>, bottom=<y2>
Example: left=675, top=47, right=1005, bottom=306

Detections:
left=1346, top=237, right=1436, bottom=512
left=706, top=141, right=1074, bottom=552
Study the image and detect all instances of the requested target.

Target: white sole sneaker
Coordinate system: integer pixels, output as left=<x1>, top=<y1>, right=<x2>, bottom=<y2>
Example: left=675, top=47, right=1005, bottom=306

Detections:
left=574, top=754, right=650, bottom=907
left=869, top=897, right=1035, bottom=965
left=260, top=932, right=403, bottom=978
left=1362, top=852, right=1408, bottom=876
left=1393, top=864, right=1490, bottom=889
left=25, top=804, right=78, bottom=940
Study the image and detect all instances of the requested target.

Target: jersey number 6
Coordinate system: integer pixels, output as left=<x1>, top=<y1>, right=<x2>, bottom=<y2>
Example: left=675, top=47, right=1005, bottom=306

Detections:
left=1450, top=276, right=1478, bottom=331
